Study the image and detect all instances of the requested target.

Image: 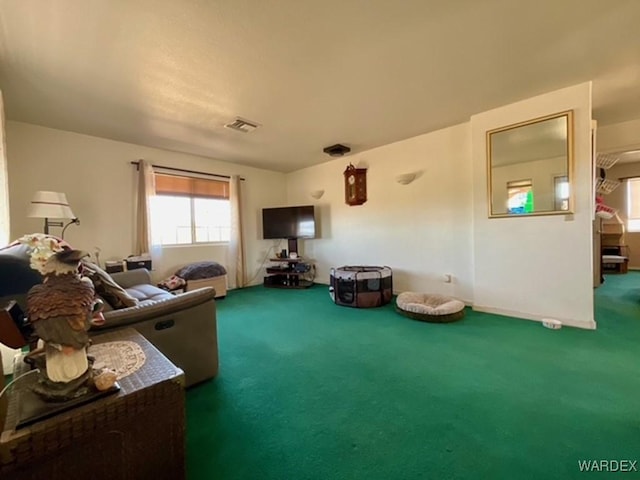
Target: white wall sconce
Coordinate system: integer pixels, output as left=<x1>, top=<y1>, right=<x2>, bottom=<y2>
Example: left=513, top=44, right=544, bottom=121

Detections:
left=395, top=173, right=417, bottom=185
left=28, top=191, right=80, bottom=238
left=310, top=190, right=325, bottom=199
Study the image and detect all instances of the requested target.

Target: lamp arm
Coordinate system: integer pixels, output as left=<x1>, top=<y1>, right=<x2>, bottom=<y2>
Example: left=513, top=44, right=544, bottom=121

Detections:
left=60, top=218, right=80, bottom=239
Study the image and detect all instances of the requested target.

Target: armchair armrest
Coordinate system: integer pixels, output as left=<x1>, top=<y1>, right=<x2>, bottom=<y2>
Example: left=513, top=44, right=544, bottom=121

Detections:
left=110, top=268, right=152, bottom=289
left=93, top=287, right=216, bottom=330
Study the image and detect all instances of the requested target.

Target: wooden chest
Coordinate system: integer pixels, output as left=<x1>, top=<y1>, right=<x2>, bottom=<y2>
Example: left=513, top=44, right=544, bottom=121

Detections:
left=0, top=328, right=185, bottom=480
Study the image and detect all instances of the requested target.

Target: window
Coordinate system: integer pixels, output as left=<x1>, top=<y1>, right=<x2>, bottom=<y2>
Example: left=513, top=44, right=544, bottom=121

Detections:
left=507, top=179, right=534, bottom=214
left=626, top=178, right=640, bottom=232
left=554, top=175, right=570, bottom=211
left=151, top=173, right=230, bottom=245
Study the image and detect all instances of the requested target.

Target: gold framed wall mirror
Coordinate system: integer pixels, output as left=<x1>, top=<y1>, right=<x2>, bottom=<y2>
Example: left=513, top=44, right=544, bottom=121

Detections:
left=487, top=110, right=574, bottom=218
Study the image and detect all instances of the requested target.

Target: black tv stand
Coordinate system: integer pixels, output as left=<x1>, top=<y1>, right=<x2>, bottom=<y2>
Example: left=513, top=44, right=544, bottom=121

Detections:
left=263, top=255, right=313, bottom=289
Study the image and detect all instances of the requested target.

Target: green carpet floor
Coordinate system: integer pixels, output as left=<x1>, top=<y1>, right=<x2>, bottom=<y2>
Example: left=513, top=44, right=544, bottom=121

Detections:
left=186, top=275, right=640, bottom=479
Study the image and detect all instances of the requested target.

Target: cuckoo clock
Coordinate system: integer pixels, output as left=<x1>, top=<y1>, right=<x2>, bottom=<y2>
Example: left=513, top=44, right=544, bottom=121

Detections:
left=344, top=163, right=367, bottom=206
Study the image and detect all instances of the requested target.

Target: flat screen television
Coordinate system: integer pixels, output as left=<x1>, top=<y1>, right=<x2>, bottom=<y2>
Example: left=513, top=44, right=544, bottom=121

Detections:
left=262, top=205, right=316, bottom=239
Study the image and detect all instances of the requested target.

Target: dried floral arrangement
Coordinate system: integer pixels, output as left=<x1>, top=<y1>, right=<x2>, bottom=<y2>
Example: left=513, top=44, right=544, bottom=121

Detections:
left=16, top=233, right=71, bottom=275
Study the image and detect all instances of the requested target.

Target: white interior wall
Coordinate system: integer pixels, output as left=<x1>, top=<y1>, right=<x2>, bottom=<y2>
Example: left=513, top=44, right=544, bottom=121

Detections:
left=471, top=82, right=595, bottom=329
left=5, top=121, right=287, bottom=284
left=596, top=118, right=640, bottom=152
left=285, top=123, right=474, bottom=302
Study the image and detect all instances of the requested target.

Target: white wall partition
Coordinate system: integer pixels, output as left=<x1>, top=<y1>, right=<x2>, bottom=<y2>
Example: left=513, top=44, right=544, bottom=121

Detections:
left=285, top=123, right=474, bottom=303
left=471, top=83, right=595, bottom=329
left=5, top=122, right=287, bottom=284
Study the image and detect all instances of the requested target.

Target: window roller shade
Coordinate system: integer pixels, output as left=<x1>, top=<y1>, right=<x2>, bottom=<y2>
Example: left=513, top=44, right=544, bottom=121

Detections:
left=155, top=174, right=229, bottom=199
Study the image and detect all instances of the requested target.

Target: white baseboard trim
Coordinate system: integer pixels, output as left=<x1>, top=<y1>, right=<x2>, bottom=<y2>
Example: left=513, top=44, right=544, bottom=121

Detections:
left=473, top=305, right=597, bottom=330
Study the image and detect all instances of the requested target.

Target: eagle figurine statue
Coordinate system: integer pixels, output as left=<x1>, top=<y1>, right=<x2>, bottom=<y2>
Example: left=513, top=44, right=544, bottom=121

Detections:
left=25, top=249, right=116, bottom=401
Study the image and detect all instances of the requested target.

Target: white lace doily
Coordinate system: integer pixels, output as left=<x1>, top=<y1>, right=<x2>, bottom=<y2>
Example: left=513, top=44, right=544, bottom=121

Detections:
left=88, top=340, right=146, bottom=379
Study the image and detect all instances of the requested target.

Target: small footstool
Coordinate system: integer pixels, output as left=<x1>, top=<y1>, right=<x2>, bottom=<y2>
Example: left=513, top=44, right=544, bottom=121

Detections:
left=396, top=292, right=465, bottom=323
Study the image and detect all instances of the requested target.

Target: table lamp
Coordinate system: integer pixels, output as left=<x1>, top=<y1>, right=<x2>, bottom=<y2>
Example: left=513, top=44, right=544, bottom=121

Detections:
left=27, top=191, right=80, bottom=238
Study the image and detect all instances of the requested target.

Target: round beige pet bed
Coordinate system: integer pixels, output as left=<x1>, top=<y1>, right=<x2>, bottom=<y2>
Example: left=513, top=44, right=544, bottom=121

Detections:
left=396, top=292, right=465, bottom=323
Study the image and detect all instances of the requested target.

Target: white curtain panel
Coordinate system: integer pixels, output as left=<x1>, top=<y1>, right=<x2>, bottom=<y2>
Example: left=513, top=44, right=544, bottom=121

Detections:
left=0, top=91, right=10, bottom=247
left=227, top=175, right=246, bottom=289
left=135, top=159, right=155, bottom=255
left=1, top=90, right=24, bottom=372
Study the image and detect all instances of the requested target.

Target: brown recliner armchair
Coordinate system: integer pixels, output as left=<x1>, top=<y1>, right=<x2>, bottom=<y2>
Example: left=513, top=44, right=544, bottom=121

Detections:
left=90, top=268, right=219, bottom=387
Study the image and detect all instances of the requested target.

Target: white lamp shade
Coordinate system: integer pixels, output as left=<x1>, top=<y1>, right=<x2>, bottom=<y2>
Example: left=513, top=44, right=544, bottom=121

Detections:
left=28, top=191, right=76, bottom=219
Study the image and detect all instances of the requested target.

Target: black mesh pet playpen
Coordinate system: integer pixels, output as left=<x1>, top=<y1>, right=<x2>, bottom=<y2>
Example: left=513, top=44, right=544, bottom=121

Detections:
left=329, top=266, right=393, bottom=308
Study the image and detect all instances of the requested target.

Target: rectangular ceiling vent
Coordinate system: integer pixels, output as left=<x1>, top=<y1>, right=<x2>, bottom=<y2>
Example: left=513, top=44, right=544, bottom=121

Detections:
left=224, top=117, right=260, bottom=133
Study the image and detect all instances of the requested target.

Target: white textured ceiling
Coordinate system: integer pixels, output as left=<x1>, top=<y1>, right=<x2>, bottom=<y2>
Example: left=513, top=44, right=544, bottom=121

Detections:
left=1, top=0, right=639, bottom=172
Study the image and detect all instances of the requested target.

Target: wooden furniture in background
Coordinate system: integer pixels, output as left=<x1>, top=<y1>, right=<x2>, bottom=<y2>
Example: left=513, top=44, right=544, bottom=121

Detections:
left=601, top=223, right=629, bottom=274
left=602, top=245, right=629, bottom=273
left=0, top=328, right=186, bottom=480
left=0, top=300, right=28, bottom=430
left=0, top=301, right=28, bottom=350
left=601, top=223, right=625, bottom=246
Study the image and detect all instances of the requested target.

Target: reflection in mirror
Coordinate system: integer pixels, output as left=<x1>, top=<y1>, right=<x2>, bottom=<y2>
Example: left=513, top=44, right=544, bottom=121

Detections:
left=487, top=110, right=573, bottom=217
